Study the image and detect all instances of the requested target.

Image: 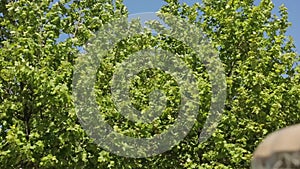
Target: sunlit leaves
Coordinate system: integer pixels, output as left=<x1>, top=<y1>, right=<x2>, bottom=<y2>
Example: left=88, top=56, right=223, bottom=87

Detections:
left=0, top=0, right=299, bottom=168
left=0, top=0, right=127, bottom=168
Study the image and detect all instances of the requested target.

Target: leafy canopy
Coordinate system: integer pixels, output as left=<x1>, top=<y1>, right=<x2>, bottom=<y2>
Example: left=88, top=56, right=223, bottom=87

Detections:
left=0, top=0, right=299, bottom=168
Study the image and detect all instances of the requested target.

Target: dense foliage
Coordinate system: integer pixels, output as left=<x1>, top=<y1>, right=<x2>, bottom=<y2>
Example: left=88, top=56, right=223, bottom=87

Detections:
left=0, top=0, right=299, bottom=168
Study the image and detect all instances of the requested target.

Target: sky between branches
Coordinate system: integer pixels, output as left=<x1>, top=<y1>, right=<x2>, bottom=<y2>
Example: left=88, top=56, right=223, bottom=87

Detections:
left=124, top=0, right=300, bottom=54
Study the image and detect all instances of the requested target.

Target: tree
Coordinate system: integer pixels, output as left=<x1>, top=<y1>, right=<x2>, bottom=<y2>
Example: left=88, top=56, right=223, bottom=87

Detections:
left=160, top=0, right=300, bottom=168
left=0, top=0, right=299, bottom=168
left=0, top=0, right=127, bottom=168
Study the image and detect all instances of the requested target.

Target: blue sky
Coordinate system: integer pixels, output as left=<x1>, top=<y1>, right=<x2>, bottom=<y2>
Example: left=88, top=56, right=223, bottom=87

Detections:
left=124, top=0, right=300, bottom=53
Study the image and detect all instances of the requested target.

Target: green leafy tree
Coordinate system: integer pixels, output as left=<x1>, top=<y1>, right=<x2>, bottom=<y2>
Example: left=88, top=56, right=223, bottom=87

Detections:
left=0, top=0, right=299, bottom=168
left=0, top=0, right=127, bottom=168
left=160, top=0, right=300, bottom=168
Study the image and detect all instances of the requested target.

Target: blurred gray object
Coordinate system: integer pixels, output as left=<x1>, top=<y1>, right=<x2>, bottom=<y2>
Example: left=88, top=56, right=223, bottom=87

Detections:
left=251, top=124, right=300, bottom=169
